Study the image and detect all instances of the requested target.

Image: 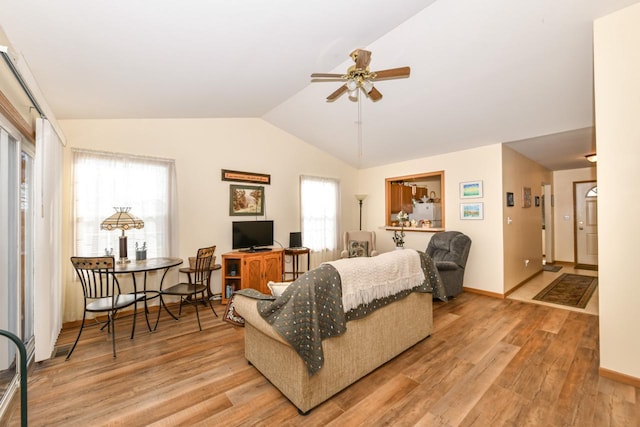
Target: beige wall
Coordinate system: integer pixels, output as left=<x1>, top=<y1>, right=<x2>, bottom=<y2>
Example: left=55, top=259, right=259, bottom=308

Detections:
left=594, top=3, right=640, bottom=380
left=357, top=144, right=505, bottom=295
left=59, top=118, right=357, bottom=319
left=501, top=146, right=552, bottom=293
left=552, top=167, right=597, bottom=262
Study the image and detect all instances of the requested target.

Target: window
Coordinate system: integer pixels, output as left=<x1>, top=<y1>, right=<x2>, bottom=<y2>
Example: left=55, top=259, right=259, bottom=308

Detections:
left=300, top=175, right=340, bottom=262
left=72, top=150, right=177, bottom=258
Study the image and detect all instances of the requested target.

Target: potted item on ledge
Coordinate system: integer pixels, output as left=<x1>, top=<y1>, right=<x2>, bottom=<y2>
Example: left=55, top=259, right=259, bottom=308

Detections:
left=392, top=211, right=409, bottom=249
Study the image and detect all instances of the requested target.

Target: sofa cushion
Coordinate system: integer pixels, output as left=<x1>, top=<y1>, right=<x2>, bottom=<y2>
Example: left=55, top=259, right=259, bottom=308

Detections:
left=267, top=281, right=291, bottom=297
left=348, top=240, right=369, bottom=257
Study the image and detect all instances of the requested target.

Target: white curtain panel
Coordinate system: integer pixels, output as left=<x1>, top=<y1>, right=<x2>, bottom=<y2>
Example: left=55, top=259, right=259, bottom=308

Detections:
left=34, top=118, right=63, bottom=361
left=300, top=175, right=341, bottom=266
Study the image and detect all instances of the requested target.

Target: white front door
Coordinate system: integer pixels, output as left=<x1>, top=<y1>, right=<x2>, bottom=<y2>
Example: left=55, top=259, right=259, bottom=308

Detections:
left=575, top=181, right=598, bottom=266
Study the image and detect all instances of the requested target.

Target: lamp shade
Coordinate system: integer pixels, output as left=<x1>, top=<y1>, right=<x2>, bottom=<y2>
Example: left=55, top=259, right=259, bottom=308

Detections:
left=100, top=207, right=144, bottom=231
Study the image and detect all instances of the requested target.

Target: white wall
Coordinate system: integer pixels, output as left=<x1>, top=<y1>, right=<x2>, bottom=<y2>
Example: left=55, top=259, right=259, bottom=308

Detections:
left=357, top=144, right=504, bottom=295
left=594, top=2, right=640, bottom=380
left=552, top=167, right=597, bottom=262
left=59, top=118, right=357, bottom=321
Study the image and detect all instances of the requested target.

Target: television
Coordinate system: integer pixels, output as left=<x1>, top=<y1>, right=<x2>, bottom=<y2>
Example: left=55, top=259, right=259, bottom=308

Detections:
left=232, top=220, right=274, bottom=252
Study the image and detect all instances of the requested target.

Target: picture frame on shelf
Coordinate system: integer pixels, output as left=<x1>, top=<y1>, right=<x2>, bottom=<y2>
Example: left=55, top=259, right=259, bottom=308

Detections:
left=459, top=180, right=483, bottom=199
left=229, top=184, right=265, bottom=216
left=460, top=202, right=484, bottom=220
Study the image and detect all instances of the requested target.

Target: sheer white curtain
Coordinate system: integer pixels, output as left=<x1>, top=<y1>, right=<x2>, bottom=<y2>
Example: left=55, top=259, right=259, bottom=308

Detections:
left=34, top=118, right=63, bottom=361
left=72, top=149, right=178, bottom=259
left=300, top=175, right=340, bottom=265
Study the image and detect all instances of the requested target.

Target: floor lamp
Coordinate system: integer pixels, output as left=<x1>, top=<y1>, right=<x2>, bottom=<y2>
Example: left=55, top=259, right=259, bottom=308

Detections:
left=355, top=194, right=367, bottom=230
left=100, top=207, right=144, bottom=263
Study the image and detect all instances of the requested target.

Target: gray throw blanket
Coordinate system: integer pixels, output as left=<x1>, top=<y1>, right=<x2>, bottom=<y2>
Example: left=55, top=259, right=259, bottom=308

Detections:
left=246, top=251, right=445, bottom=375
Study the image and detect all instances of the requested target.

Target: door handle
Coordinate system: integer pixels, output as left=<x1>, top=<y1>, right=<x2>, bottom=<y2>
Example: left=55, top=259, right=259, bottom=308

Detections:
left=578, top=221, right=584, bottom=230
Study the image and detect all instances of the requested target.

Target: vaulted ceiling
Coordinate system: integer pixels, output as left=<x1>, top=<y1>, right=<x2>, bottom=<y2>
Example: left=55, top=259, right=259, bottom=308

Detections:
left=1, top=0, right=635, bottom=168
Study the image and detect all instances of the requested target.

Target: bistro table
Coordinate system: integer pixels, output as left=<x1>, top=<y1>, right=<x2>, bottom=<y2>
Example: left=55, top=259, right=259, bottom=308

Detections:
left=114, top=257, right=183, bottom=335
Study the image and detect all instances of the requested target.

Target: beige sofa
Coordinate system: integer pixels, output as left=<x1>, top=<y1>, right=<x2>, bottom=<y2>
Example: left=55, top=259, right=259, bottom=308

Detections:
left=233, top=290, right=433, bottom=414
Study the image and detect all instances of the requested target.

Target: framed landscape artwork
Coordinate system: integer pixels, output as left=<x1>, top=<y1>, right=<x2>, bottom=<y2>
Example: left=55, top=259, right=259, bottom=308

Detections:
left=229, top=184, right=265, bottom=216
left=460, top=202, right=484, bottom=220
left=460, top=180, right=483, bottom=198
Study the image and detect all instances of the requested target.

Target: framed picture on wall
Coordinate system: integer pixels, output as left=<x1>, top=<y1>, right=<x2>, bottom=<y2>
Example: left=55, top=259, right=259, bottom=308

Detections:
left=506, top=192, right=515, bottom=207
left=522, top=186, right=532, bottom=208
left=459, top=180, right=483, bottom=198
left=229, top=184, right=265, bottom=216
left=460, top=202, right=484, bottom=220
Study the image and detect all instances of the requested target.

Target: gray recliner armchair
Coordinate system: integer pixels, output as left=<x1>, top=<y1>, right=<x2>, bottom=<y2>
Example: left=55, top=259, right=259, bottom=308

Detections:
left=426, top=231, right=472, bottom=298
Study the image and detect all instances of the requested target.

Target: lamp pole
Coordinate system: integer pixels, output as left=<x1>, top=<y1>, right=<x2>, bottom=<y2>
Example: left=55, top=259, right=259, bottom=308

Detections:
left=355, top=194, right=367, bottom=231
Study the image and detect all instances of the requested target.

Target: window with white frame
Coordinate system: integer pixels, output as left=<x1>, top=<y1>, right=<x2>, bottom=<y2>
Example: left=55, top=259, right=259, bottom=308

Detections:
left=72, top=149, right=177, bottom=258
left=300, top=175, right=340, bottom=261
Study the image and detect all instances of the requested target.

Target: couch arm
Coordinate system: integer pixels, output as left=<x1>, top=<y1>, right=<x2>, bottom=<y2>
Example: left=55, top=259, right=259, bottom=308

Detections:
left=232, top=295, right=289, bottom=345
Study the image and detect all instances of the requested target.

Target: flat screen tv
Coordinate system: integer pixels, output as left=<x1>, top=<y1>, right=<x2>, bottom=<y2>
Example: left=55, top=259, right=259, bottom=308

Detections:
left=232, top=220, right=274, bottom=252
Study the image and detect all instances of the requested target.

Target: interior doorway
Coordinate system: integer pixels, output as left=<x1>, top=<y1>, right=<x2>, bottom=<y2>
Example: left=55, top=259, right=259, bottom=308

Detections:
left=574, top=181, right=598, bottom=268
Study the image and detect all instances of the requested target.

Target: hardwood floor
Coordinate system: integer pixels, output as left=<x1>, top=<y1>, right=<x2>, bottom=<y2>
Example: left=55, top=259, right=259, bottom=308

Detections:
left=5, top=292, right=639, bottom=426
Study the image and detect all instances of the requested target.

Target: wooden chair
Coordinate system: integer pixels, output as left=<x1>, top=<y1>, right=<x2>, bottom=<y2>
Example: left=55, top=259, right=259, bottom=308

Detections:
left=155, top=245, right=218, bottom=331
left=68, top=256, right=145, bottom=359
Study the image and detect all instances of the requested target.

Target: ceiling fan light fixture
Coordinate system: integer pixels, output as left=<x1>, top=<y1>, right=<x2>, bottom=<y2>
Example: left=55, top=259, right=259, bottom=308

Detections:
left=348, top=89, right=359, bottom=102
left=362, top=80, right=374, bottom=94
left=346, top=79, right=358, bottom=91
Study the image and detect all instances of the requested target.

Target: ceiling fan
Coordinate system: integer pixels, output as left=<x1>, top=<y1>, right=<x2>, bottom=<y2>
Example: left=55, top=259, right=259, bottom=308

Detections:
left=311, top=48, right=410, bottom=102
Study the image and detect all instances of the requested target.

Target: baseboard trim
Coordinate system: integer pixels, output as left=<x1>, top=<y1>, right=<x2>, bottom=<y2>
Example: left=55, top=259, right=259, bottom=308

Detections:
left=599, top=367, right=640, bottom=388
left=504, top=269, right=543, bottom=297
left=463, top=287, right=505, bottom=299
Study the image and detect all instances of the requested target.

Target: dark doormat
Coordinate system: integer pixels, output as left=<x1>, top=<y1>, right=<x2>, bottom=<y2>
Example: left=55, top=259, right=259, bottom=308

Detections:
left=575, top=263, right=598, bottom=271
left=542, top=264, right=562, bottom=272
left=533, top=273, right=598, bottom=308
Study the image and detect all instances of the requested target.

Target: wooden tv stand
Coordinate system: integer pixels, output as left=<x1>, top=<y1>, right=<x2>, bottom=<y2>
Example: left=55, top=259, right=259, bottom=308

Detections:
left=221, top=248, right=283, bottom=303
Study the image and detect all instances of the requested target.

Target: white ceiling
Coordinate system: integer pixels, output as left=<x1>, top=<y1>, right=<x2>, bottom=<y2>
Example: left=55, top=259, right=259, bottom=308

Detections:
left=1, top=0, right=636, bottom=169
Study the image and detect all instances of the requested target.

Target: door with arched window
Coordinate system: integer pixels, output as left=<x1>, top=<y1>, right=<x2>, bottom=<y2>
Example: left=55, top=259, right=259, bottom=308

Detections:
left=574, top=181, right=598, bottom=267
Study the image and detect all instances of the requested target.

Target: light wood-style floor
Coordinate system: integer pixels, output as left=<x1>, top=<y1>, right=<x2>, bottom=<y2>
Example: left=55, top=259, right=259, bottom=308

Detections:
left=508, top=263, right=599, bottom=315
left=5, top=288, right=639, bottom=426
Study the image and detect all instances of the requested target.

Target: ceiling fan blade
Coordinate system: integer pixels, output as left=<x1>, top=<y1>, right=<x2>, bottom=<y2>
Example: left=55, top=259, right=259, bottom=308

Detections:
left=327, top=84, right=348, bottom=101
left=311, top=73, right=343, bottom=78
left=352, top=49, right=372, bottom=69
left=311, top=78, right=345, bottom=83
left=367, top=86, right=383, bottom=101
left=373, top=66, right=411, bottom=80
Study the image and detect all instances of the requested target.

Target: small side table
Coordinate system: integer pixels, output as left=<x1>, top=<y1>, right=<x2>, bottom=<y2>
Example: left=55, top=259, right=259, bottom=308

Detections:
left=179, top=263, right=222, bottom=301
left=284, top=247, right=310, bottom=280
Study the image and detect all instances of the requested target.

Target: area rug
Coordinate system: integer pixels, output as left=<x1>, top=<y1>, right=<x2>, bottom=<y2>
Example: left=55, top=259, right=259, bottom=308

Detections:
left=575, top=263, right=598, bottom=271
left=533, top=273, right=598, bottom=308
left=542, top=264, right=562, bottom=272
